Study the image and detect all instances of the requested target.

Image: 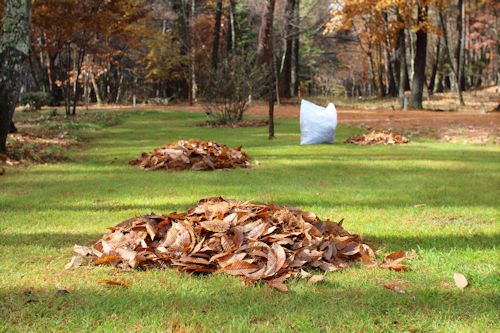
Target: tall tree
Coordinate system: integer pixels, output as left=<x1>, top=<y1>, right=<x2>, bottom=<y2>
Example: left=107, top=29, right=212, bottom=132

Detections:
left=0, top=0, right=32, bottom=153
left=410, top=4, right=428, bottom=109
left=257, top=0, right=276, bottom=139
left=211, top=0, right=223, bottom=71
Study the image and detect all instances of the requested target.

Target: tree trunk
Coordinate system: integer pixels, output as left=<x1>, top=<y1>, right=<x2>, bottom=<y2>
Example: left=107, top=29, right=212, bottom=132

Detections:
left=71, top=48, right=85, bottom=115
left=280, top=0, right=295, bottom=99
left=256, top=0, right=276, bottom=139
left=211, top=0, right=223, bottom=71
left=438, top=10, right=465, bottom=104
left=0, top=0, right=32, bottom=153
left=396, top=22, right=407, bottom=108
left=376, top=44, right=386, bottom=97
left=410, top=5, right=428, bottom=109
left=428, top=37, right=440, bottom=95
left=91, top=73, right=102, bottom=105
left=226, top=0, right=236, bottom=52
left=456, top=0, right=465, bottom=95
left=292, top=0, right=300, bottom=97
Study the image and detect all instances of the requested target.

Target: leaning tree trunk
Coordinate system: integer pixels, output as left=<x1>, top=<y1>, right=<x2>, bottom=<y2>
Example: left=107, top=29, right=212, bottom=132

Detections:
left=0, top=0, right=32, bottom=154
left=410, top=5, right=428, bottom=109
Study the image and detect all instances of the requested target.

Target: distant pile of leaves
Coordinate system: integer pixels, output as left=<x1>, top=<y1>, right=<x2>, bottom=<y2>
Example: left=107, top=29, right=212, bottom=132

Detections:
left=345, top=131, right=409, bottom=145
left=67, top=197, right=415, bottom=291
left=130, top=139, right=250, bottom=171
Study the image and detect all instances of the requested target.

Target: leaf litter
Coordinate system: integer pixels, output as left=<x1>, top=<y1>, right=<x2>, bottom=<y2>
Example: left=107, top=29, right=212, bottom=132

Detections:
left=130, top=139, right=250, bottom=171
left=344, top=131, right=409, bottom=145
left=68, top=197, right=415, bottom=291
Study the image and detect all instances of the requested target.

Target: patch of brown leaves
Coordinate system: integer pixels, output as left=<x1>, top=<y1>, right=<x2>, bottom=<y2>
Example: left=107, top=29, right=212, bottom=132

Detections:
left=1, top=133, right=74, bottom=172
left=68, top=197, right=381, bottom=291
left=130, top=139, right=250, bottom=171
left=344, top=131, right=410, bottom=145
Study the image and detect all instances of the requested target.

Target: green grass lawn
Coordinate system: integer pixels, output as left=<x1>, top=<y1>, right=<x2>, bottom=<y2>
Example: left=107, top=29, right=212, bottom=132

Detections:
left=1, top=110, right=499, bottom=332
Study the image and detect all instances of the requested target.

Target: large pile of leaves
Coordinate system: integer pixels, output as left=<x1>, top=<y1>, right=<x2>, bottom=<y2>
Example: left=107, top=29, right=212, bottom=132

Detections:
left=345, top=131, right=409, bottom=145
left=67, top=197, right=384, bottom=291
left=130, top=139, right=250, bottom=171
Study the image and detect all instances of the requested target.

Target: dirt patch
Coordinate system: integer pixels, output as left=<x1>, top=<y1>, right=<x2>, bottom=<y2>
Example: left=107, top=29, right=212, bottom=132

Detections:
left=130, top=139, right=250, bottom=171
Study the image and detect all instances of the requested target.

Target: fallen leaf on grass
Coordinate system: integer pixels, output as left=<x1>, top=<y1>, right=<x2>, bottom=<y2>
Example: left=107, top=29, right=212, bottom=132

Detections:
left=453, top=273, right=468, bottom=290
left=380, top=250, right=417, bottom=271
left=64, top=256, right=83, bottom=270
left=98, top=279, right=130, bottom=287
left=308, top=275, right=325, bottom=284
left=438, top=281, right=452, bottom=289
left=384, top=280, right=407, bottom=294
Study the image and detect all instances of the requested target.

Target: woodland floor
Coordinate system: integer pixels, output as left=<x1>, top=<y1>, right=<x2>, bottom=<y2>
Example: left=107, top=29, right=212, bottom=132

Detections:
left=0, top=108, right=499, bottom=332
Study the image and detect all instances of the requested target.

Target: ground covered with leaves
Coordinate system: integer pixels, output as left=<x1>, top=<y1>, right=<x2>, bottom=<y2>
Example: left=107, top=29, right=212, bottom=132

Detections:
left=1, top=109, right=498, bottom=332
left=1, top=110, right=122, bottom=172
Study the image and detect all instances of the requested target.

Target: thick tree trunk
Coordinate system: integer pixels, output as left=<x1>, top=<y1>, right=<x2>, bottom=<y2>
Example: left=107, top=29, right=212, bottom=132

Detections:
left=256, top=0, right=276, bottom=139
left=410, top=5, right=428, bottom=109
left=211, top=0, right=223, bottom=71
left=0, top=0, right=32, bottom=153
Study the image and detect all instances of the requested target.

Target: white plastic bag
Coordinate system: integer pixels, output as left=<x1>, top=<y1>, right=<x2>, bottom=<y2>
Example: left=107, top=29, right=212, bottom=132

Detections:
left=300, top=99, right=337, bottom=144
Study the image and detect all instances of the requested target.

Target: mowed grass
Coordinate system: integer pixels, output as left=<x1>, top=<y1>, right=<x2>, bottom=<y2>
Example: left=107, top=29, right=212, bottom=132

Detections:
left=1, top=110, right=499, bottom=332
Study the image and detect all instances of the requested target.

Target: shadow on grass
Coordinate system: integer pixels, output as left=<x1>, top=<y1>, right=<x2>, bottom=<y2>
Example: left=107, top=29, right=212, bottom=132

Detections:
left=0, top=232, right=102, bottom=248
left=0, top=282, right=497, bottom=331
left=364, top=233, right=500, bottom=251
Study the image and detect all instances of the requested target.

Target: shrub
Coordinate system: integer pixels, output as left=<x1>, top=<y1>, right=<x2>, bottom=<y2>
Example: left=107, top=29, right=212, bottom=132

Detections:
left=20, top=91, right=53, bottom=110
left=201, top=54, right=267, bottom=123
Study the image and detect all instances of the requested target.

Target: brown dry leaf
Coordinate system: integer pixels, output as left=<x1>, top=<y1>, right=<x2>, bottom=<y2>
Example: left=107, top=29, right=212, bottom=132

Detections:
left=98, top=279, right=130, bottom=287
left=384, top=280, right=407, bottom=294
left=94, top=255, right=121, bottom=265
left=221, top=260, right=259, bottom=276
left=65, top=256, right=83, bottom=270
left=200, top=219, right=231, bottom=233
left=453, top=273, right=468, bottom=290
left=308, top=275, right=325, bottom=284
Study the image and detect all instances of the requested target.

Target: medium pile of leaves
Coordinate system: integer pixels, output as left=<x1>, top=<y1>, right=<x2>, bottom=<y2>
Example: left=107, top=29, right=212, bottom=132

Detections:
left=345, top=131, right=410, bottom=145
left=130, top=139, right=250, bottom=171
left=67, top=197, right=391, bottom=291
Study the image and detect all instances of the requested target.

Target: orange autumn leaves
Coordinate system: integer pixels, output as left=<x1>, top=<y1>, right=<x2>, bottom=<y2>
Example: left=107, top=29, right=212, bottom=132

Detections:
left=130, top=139, right=250, bottom=171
